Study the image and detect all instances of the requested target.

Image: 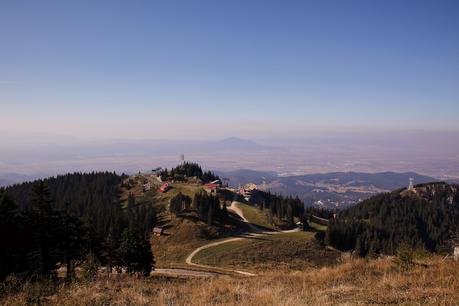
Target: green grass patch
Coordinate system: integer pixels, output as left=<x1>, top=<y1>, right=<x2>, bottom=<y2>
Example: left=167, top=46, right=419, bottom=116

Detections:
left=237, top=203, right=275, bottom=230
left=191, top=230, right=341, bottom=272
left=308, top=221, right=327, bottom=232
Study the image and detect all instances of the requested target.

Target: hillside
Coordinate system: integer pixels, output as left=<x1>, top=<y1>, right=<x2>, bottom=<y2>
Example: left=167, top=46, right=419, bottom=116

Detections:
left=2, top=170, right=459, bottom=305
left=192, top=231, right=339, bottom=272
left=327, top=182, right=459, bottom=256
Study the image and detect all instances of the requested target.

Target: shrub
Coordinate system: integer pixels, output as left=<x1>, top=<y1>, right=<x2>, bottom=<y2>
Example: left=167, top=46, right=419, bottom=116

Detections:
left=394, top=242, right=415, bottom=270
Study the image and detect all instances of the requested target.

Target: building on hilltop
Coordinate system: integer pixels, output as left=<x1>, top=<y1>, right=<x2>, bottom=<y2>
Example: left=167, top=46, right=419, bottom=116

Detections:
left=203, top=183, right=218, bottom=194
left=159, top=183, right=169, bottom=193
left=153, top=227, right=164, bottom=236
left=408, top=178, right=415, bottom=192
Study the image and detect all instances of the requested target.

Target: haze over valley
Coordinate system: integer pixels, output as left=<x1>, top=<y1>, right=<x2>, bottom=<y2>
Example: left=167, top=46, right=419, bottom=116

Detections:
left=2, top=131, right=459, bottom=182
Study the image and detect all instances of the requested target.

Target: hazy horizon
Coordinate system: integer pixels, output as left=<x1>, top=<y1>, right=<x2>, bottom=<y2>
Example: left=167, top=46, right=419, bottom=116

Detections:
left=1, top=131, right=459, bottom=182
left=1, top=1, right=459, bottom=179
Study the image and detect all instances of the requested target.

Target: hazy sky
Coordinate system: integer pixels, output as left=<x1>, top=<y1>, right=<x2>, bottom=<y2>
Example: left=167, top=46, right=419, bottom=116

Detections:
left=1, top=0, right=459, bottom=139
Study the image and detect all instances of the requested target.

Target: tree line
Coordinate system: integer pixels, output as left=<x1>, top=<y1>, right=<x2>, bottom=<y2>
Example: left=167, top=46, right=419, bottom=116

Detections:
left=253, top=191, right=305, bottom=227
left=169, top=191, right=228, bottom=225
left=0, top=172, right=156, bottom=282
left=160, top=162, right=220, bottom=183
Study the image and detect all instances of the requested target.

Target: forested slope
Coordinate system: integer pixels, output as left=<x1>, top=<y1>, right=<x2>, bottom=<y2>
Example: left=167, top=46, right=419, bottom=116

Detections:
left=1, top=172, right=156, bottom=281
left=326, top=182, right=459, bottom=256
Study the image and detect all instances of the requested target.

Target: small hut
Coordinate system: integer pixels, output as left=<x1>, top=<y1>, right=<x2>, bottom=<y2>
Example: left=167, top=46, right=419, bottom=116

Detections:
left=203, top=183, right=218, bottom=194
left=153, top=227, right=163, bottom=236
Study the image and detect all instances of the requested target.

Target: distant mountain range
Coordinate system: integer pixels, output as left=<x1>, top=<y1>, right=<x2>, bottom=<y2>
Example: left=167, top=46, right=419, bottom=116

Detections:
left=216, top=170, right=440, bottom=209
left=0, top=173, right=39, bottom=187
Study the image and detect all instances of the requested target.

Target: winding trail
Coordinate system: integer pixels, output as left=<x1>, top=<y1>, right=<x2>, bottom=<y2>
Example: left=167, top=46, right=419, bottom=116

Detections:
left=185, top=236, right=256, bottom=276
left=152, top=268, right=219, bottom=278
left=184, top=201, right=299, bottom=276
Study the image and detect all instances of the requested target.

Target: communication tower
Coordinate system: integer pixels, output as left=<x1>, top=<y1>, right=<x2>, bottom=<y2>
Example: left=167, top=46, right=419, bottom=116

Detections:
left=408, top=178, right=414, bottom=191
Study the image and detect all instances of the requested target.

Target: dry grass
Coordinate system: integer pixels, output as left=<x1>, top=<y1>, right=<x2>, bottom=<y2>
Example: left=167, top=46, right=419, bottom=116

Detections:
left=3, top=256, right=459, bottom=305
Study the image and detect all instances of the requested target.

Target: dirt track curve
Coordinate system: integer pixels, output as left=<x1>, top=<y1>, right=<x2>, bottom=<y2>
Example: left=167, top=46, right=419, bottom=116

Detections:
left=184, top=201, right=299, bottom=276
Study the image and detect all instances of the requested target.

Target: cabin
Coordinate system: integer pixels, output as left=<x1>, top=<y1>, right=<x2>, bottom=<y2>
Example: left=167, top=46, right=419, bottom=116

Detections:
left=153, top=227, right=163, bottom=236
left=159, top=183, right=169, bottom=193
left=152, top=167, right=162, bottom=174
left=203, top=183, right=218, bottom=194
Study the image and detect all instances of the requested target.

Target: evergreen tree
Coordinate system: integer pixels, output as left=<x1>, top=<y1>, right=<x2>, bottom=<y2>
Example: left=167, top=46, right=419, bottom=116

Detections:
left=287, top=203, right=294, bottom=226
left=207, top=201, right=214, bottom=225
left=60, top=203, right=87, bottom=281
left=0, top=190, right=26, bottom=280
left=117, top=229, right=154, bottom=276
left=25, top=181, right=62, bottom=277
left=221, top=202, right=228, bottom=221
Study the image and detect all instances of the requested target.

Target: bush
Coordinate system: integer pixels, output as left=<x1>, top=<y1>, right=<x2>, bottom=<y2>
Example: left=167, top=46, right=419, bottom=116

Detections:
left=394, top=242, right=415, bottom=270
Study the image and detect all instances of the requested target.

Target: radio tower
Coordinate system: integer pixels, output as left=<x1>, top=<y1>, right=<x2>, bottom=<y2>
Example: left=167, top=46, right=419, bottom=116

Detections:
left=408, top=178, right=414, bottom=191
left=180, top=154, right=185, bottom=164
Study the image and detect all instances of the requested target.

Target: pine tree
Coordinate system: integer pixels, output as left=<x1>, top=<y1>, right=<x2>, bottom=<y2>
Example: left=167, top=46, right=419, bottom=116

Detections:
left=60, top=202, right=86, bottom=282
left=287, top=203, right=294, bottom=226
left=207, top=201, right=214, bottom=226
left=117, top=229, right=154, bottom=276
left=0, top=190, right=26, bottom=280
left=221, top=202, right=228, bottom=221
left=26, top=181, right=61, bottom=277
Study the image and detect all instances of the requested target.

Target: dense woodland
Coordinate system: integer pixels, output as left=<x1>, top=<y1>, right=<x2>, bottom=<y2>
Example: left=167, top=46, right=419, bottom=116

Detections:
left=169, top=191, right=228, bottom=225
left=0, top=172, right=156, bottom=282
left=160, top=162, right=220, bottom=183
left=252, top=191, right=305, bottom=227
left=326, top=183, right=459, bottom=256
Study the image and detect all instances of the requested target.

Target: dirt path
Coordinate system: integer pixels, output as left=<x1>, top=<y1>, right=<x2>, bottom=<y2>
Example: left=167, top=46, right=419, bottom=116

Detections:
left=185, top=237, right=256, bottom=276
left=152, top=268, right=219, bottom=278
left=228, top=202, right=263, bottom=233
left=154, top=201, right=301, bottom=278
left=184, top=201, right=300, bottom=276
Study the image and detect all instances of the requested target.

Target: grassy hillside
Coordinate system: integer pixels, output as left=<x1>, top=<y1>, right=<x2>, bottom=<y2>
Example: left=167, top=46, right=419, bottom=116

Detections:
left=236, top=202, right=275, bottom=230
left=152, top=212, right=247, bottom=267
left=193, top=231, right=339, bottom=271
left=3, top=256, right=458, bottom=305
left=146, top=181, right=250, bottom=267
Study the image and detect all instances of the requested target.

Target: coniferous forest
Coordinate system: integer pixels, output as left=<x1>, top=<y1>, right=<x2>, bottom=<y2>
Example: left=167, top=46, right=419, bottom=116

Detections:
left=160, top=162, right=220, bottom=183
left=252, top=191, right=305, bottom=227
left=326, top=183, right=459, bottom=256
left=0, top=172, right=156, bottom=281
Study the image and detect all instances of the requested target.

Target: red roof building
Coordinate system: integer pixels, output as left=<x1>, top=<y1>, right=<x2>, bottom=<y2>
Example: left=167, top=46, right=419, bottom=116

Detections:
left=159, top=183, right=169, bottom=193
left=203, top=183, right=218, bottom=194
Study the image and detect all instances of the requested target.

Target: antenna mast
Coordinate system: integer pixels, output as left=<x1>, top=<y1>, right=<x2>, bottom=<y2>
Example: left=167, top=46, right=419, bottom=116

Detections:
left=408, top=178, right=414, bottom=191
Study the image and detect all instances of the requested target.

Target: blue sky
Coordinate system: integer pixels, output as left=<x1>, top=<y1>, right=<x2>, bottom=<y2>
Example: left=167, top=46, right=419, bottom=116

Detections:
left=1, top=0, right=458, bottom=139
